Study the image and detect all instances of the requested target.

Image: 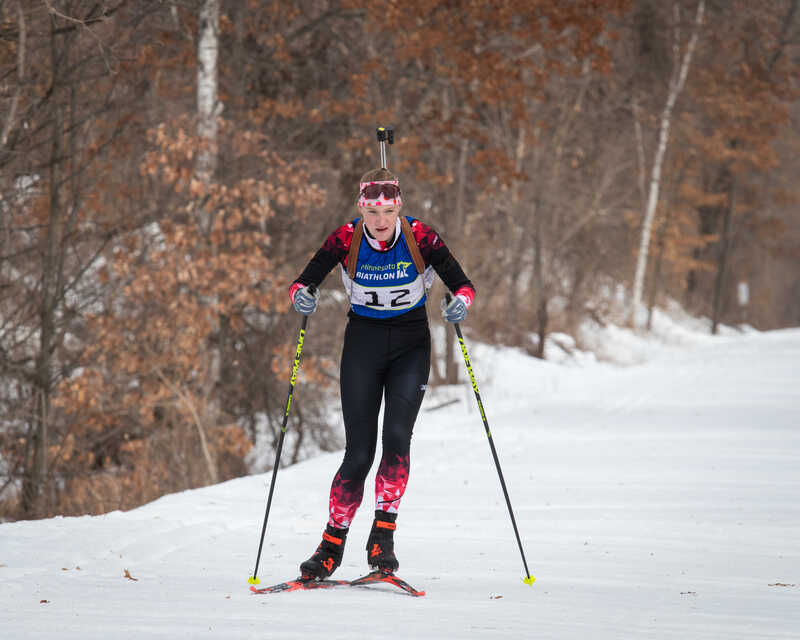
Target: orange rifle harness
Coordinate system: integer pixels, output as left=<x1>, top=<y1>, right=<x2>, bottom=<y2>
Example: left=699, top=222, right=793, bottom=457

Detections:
left=346, top=217, right=426, bottom=281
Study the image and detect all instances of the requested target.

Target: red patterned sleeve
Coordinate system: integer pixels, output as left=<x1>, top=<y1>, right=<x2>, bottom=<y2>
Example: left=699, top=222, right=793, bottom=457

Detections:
left=320, top=221, right=355, bottom=261
left=409, top=218, right=444, bottom=255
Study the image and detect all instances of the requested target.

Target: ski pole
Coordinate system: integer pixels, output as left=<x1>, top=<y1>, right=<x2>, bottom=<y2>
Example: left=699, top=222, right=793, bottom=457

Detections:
left=445, top=295, right=535, bottom=585
left=248, top=295, right=313, bottom=586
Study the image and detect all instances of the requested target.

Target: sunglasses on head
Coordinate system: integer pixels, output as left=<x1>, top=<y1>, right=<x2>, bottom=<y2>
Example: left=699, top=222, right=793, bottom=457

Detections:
left=360, top=183, right=401, bottom=200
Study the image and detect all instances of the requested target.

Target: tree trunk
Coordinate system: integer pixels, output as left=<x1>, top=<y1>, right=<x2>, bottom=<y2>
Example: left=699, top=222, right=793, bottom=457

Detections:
left=711, top=175, right=735, bottom=335
left=22, top=18, right=66, bottom=516
left=444, top=137, right=469, bottom=384
left=195, top=0, right=221, bottom=483
left=507, top=127, right=527, bottom=327
left=196, top=0, right=220, bottom=235
left=646, top=218, right=666, bottom=331
left=632, top=96, right=647, bottom=213
left=630, top=0, right=705, bottom=328
left=1, top=1, right=25, bottom=146
left=197, top=0, right=220, bottom=180
left=566, top=263, right=586, bottom=332
left=646, top=167, right=682, bottom=330
left=532, top=198, right=547, bottom=359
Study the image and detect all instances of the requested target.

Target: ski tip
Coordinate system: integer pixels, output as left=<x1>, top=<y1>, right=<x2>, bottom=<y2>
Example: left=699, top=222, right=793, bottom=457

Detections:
left=247, top=576, right=261, bottom=585
left=523, top=575, right=536, bottom=586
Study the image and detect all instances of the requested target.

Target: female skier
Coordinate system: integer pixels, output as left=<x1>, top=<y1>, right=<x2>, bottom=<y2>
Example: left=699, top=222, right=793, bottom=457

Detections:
left=289, top=167, right=475, bottom=579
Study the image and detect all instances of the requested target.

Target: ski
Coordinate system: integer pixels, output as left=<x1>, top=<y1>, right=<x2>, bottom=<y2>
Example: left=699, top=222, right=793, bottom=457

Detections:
left=250, top=570, right=425, bottom=597
left=349, top=569, right=426, bottom=597
left=249, top=577, right=349, bottom=594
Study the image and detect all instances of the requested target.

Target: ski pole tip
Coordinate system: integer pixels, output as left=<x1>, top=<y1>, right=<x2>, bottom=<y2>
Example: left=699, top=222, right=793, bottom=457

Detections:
left=523, top=575, right=536, bottom=585
left=248, top=576, right=261, bottom=585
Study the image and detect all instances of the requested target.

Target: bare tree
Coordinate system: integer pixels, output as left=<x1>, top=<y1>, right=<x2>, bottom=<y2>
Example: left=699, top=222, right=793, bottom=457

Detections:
left=630, top=0, right=705, bottom=328
left=0, top=1, right=171, bottom=518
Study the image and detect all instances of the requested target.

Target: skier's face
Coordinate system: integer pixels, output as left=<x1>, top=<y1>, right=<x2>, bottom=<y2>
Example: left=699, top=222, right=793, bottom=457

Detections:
left=363, top=205, right=400, bottom=242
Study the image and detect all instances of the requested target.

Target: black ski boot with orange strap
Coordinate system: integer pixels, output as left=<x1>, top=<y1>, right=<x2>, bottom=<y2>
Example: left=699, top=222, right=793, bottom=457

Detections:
left=366, top=511, right=398, bottom=572
left=300, top=525, right=348, bottom=579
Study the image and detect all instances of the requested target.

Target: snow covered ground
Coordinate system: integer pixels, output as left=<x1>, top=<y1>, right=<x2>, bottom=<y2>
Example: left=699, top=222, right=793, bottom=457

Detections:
left=1, top=319, right=799, bottom=639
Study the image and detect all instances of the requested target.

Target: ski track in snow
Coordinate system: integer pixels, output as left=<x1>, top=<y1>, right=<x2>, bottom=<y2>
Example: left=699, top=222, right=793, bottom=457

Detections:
left=1, top=328, right=799, bottom=639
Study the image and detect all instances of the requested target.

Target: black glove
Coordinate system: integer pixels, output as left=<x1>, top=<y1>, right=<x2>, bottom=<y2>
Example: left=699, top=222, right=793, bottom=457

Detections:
left=293, top=285, right=319, bottom=316
left=441, top=294, right=468, bottom=323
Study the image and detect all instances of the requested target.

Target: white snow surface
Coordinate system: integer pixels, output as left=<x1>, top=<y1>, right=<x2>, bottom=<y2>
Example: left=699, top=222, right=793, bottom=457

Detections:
left=2, top=322, right=799, bottom=639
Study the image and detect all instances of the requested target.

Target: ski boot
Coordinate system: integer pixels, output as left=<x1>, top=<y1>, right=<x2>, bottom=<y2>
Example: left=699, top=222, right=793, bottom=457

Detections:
left=300, top=524, right=348, bottom=579
left=366, top=511, right=398, bottom=572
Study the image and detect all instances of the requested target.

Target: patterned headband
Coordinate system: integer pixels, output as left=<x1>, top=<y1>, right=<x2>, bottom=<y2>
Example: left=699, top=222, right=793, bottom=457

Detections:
left=358, top=180, right=403, bottom=208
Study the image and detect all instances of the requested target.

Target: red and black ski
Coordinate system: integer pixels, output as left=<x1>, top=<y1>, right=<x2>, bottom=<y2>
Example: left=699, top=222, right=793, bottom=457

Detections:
left=349, top=569, right=426, bottom=597
left=249, top=577, right=349, bottom=594
left=250, top=570, right=425, bottom=597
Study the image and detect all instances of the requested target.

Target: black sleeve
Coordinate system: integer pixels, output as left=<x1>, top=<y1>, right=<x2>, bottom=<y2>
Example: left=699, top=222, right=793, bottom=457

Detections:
left=429, top=245, right=475, bottom=294
left=294, top=246, right=342, bottom=288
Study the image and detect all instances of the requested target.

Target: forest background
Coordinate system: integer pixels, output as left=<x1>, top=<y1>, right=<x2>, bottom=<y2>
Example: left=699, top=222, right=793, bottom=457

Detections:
left=1, top=0, right=798, bottom=521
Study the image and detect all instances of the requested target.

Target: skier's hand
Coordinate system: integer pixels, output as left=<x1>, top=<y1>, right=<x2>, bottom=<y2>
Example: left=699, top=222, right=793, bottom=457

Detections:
left=291, top=284, right=319, bottom=316
left=441, top=294, right=468, bottom=323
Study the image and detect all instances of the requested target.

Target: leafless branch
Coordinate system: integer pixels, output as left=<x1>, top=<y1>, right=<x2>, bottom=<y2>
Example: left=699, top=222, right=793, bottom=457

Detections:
left=42, top=0, right=117, bottom=74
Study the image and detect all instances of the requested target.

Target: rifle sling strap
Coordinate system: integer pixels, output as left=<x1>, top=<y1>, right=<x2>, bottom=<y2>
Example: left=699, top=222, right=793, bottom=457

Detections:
left=346, top=217, right=425, bottom=281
